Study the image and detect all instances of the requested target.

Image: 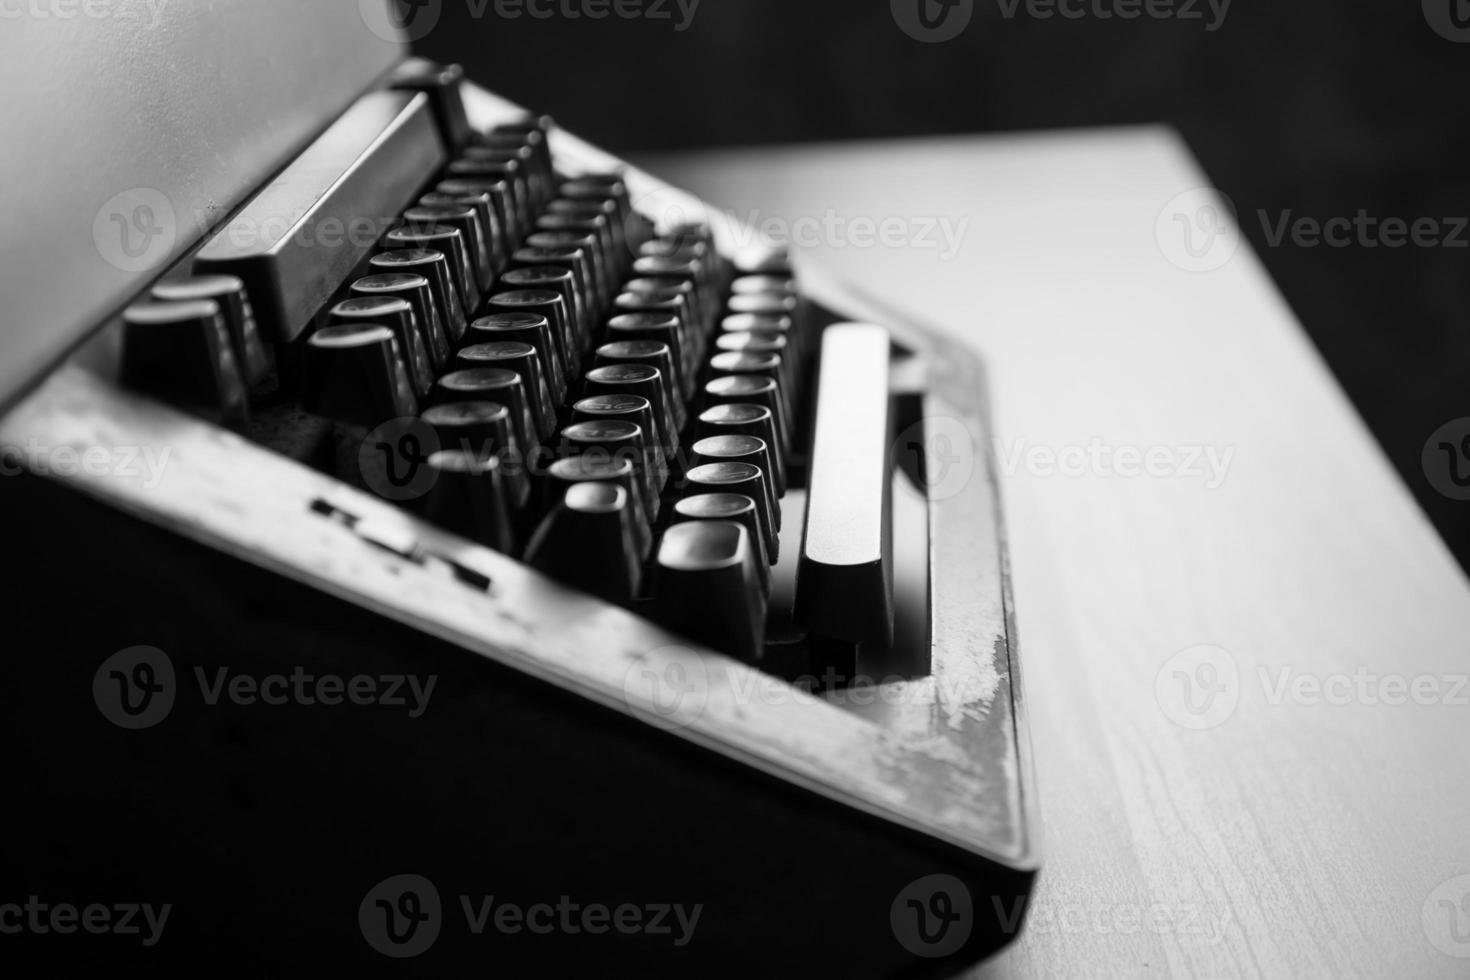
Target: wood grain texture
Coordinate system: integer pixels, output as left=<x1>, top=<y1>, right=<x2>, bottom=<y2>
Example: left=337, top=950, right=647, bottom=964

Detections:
left=642, top=128, right=1470, bottom=979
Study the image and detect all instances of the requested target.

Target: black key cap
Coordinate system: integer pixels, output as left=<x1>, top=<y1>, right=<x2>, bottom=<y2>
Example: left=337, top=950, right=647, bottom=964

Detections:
left=509, top=245, right=595, bottom=351
left=730, top=274, right=797, bottom=296
left=483, top=126, right=554, bottom=209
left=525, top=231, right=606, bottom=319
left=593, top=340, right=684, bottom=428
left=403, top=204, right=493, bottom=294
left=560, top=419, right=659, bottom=520
left=350, top=273, right=451, bottom=372
left=571, top=393, right=668, bottom=489
left=728, top=292, right=799, bottom=318
left=151, top=275, right=271, bottom=386
left=683, top=462, right=777, bottom=562
left=672, top=493, right=772, bottom=588
left=422, top=450, right=516, bottom=553
left=436, top=177, right=515, bottom=265
left=421, top=401, right=530, bottom=509
left=420, top=190, right=507, bottom=278
left=485, top=291, right=574, bottom=389
left=690, top=435, right=782, bottom=541
left=536, top=213, right=616, bottom=303
left=435, top=368, right=539, bottom=460
left=383, top=224, right=479, bottom=317
left=584, top=364, right=679, bottom=458
left=709, top=350, right=792, bottom=428
left=794, top=323, right=894, bottom=648
left=302, top=323, right=417, bottom=428
left=499, top=267, right=585, bottom=358
left=194, top=91, right=444, bottom=343
left=456, top=341, right=558, bottom=439
left=715, top=330, right=797, bottom=390
left=651, top=521, right=767, bottom=664
left=446, top=156, right=528, bottom=241
left=371, top=248, right=466, bottom=344
left=704, top=374, right=792, bottom=461
left=605, top=313, right=689, bottom=398
left=329, top=296, right=435, bottom=400
left=548, top=197, right=626, bottom=273
left=697, top=403, right=787, bottom=495
left=121, top=300, right=247, bottom=421
left=632, top=255, right=707, bottom=331
left=524, top=482, right=644, bottom=605
left=466, top=311, right=567, bottom=400
left=544, top=456, right=651, bottom=559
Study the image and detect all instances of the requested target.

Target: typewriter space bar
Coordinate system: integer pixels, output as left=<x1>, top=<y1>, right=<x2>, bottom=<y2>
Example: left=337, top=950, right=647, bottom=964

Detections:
left=194, top=90, right=446, bottom=344
left=794, top=323, right=895, bottom=648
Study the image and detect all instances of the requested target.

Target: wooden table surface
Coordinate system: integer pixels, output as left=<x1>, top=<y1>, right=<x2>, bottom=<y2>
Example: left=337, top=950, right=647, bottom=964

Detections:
left=642, top=128, right=1470, bottom=979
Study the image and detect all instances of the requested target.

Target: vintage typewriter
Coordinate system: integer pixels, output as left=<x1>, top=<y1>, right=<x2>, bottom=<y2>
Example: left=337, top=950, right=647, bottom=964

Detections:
left=1, top=6, right=1035, bottom=975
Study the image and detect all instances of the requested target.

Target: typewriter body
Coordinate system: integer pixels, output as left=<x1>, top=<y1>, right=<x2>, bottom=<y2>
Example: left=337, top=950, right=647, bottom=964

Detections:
left=1, top=5, right=1036, bottom=975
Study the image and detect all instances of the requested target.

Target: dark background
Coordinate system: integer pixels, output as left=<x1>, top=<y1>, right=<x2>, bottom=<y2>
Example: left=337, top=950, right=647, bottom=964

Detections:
left=419, top=0, right=1470, bottom=570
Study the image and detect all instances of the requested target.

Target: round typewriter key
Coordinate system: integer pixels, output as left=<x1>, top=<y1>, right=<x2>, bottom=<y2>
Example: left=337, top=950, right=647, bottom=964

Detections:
left=435, top=368, right=539, bottom=460
left=526, top=230, right=608, bottom=317
left=691, top=435, right=782, bottom=539
left=456, top=341, right=558, bottom=439
left=481, top=129, right=553, bottom=208
left=151, top=275, right=271, bottom=386
left=524, top=482, right=644, bottom=605
left=560, top=419, right=659, bottom=519
left=302, top=323, right=416, bottom=429
left=545, top=456, right=651, bottom=559
left=705, top=375, right=791, bottom=462
left=548, top=197, right=625, bottom=268
left=709, top=350, right=792, bottom=425
left=371, top=248, right=466, bottom=342
left=420, top=190, right=506, bottom=276
left=716, top=330, right=797, bottom=390
left=673, top=493, right=772, bottom=586
left=683, top=462, right=777, bottom=561
left=329, top=296, right=435, bottom=400
left=421, top=401, right=529, bottom=508
left=584, top=363, right=679, bottom=457
left=351, top=272, right=450, bottom=371
left=384, top=224, right=478, bottom=316
left=447, top=156, right=529, bottom=238
left=594, top=340, right=685, bottom=428
left=698, top=403, right=787, bottom=494
left=733, top=245, right=792, bottom=277
left=632, top=255, right=708, bottom=333
left=510, top=245, right=595, bottom=348
left=537, top=212, right=617, bottom=302
left=571, top=393, right=667, bottom=485
left=500, top=266, right=584, bottom=356
left=422, top=450, right=516, bottom=553
left=605, top=313, right=689, bottom=398
left=121, top=299, right=247, bottom=421
left=486, top=291, right=574, bottom=387
left=404, top=204, right=493, bottom=293
left=466, top=311, right=567, bottom=399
